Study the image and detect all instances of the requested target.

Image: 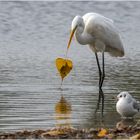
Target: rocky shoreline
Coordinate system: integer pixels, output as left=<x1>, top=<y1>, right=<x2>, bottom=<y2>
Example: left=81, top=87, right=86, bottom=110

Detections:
left=0, top=124, right=140, bottom=139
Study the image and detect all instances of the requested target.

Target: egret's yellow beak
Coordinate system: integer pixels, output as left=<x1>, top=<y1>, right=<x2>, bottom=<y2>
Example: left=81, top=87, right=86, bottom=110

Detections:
left=67, top=26, right=77, bottom=49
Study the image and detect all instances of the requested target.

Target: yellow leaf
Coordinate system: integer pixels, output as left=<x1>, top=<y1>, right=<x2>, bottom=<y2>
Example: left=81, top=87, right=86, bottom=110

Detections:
left=45, top=130, right=65, bottom=136
left=56, top=58, right=73, bottom=80
left=130, top=133, right=140, bottom=140
left=97, top=128, right=108, bottom=137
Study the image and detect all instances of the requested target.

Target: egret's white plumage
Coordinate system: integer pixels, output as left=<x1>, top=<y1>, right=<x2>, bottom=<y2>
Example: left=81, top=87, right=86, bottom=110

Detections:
left=71, top=13, right=124, bottom=57
left=67, top=12, right=125, bottom=115
left=116, top=91, right=140, bottom=118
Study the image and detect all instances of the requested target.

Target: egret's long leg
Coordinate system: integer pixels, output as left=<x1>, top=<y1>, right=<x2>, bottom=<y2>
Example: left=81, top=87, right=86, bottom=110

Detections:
left=95, top=52, right=102, bottom=113
left=100, top=52, right=105, bottom=116
left=100, top=52, right=105, bottom=88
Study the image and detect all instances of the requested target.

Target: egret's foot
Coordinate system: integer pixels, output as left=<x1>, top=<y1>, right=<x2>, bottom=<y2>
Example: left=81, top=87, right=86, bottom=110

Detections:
left=94, top=99, right=101, bottom=114
left=94, top=106, right=99, bottom=114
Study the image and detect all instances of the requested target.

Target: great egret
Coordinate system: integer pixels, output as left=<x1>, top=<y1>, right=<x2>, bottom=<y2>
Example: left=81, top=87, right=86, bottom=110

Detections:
left=67, top=13, right=124, bottom=116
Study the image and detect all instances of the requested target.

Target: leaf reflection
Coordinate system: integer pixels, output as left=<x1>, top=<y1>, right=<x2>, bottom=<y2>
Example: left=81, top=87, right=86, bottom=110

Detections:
left=55, top=95, right=72, bottom=128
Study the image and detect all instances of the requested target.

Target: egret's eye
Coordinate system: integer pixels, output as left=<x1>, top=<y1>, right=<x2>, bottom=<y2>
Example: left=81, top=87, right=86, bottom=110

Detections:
left=120, top=95, right=122, bottom=98
left=124, top=94, right=126, bottom=97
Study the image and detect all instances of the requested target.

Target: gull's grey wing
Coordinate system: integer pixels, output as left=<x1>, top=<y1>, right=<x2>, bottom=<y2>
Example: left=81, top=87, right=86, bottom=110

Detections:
left=133, top=99, right=140, bottom=111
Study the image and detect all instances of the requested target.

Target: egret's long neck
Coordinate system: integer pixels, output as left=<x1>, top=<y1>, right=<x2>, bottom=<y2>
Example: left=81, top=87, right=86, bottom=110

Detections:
left=75, top=25, right=93, bottom=45
left=75, top=26, right=87, bottom=45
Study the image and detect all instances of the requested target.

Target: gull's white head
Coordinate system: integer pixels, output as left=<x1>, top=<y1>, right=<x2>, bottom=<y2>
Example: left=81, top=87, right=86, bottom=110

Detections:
left=117, top=91, right=132, bottom=102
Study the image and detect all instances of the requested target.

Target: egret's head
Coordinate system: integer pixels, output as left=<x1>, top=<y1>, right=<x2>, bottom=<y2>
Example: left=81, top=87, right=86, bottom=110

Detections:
left=117, top=91, right=132, bottom=101
left=71, top=16, right=84, bottom=31
left=67, top=15, right=83, bottom=49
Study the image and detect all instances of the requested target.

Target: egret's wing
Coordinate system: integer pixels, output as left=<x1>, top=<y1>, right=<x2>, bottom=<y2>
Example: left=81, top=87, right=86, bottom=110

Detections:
left=83, top=13, right=114, bottom=24
left=132, top=99, right=140, bottom=111
left=84, top=14, right=124, bottom=57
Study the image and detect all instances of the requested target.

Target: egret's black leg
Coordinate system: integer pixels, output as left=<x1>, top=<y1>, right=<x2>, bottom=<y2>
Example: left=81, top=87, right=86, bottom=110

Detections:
left=100, top=52, right=105, bottom=116
left=94, top=52, right=102, bottom=113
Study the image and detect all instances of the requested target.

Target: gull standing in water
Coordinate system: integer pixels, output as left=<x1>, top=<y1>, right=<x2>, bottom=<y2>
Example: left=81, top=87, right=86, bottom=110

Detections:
left=116, top=91, right=140, bottom=118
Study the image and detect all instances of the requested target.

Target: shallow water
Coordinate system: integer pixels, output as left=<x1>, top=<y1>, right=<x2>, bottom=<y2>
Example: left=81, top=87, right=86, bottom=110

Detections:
left=0, top=1, right=140, bottom=132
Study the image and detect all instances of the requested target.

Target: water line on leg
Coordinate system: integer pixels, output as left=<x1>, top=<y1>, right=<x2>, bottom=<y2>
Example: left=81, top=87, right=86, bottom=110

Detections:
left=95, top=53, right=102, bottom=113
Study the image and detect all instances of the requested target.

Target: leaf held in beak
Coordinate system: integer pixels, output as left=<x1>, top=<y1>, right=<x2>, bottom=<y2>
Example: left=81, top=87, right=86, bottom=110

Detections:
left=56, top=58, right=73, bottom=80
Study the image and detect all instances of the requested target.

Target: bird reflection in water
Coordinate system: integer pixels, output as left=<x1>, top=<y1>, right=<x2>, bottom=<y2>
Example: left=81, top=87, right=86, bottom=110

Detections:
left=55, top=95, right=72, bottom=128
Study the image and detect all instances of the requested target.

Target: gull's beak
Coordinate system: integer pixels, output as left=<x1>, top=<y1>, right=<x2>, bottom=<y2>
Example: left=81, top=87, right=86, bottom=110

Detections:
left=67, top=26, right=77, bottom=49
left=111, top=95, right=118, bottom=101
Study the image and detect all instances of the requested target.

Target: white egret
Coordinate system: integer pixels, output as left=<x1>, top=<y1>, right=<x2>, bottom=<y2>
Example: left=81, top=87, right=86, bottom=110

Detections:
left=116, top=91, right=140, bottom=118
left=67, top=13, right=124, bottom=116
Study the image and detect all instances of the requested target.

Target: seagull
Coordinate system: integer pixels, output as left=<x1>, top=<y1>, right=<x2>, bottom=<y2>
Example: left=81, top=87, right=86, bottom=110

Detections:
left=67, top=12, right=124, bottom=115
left=116, top=91, right=140, bottom=118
